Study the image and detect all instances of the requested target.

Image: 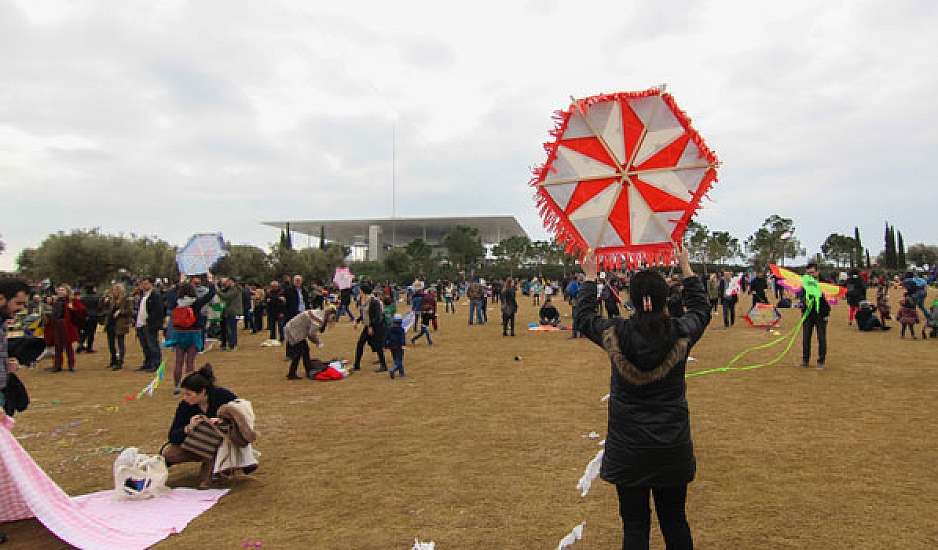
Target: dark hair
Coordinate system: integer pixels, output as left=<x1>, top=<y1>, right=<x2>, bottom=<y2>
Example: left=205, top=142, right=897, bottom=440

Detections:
left=806, top=263, right=818, bottom=271
left=0, top=278, right=29, bottom=300
left=181, top=364, right=216, bottom=393
left=177, top=283, right=196, bottom=299
left=361, top=284, right=373, bottom=294
left=629, top=271, right=672, bottom=351
left=141, top=276, right=156, bottom=284
left=382, top=295, right=392, bottom=306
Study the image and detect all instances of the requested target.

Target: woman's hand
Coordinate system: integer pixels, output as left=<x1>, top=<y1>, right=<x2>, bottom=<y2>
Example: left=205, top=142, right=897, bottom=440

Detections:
left=675, top=243, right=694, bottom=278
left=581, top=251, right=598, bottom=281
left=185, top=414, right=207, bottom=433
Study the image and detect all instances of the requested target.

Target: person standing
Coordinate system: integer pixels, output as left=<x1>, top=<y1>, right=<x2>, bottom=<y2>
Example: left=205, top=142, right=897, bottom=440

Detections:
left=530, top=277, right=542, bottom=306
left=706, top=273, right=720, bottom=314
left=338, top=286, right=355, bottom=322
left=500, top=279, right=518, bottom=336
left=47, top=285, right=86, bottom=373
left=385, top=315, right=406, bottom=379
left=169, top=274, right=217, bottom=392
left=749, top=272, right=769, bottom=307
left=353, top=286, right=388, bottom=372
left=135, top=277, right=163, bottom=372
left=800, top=263, right=831, bottom=369
left=718, top=271, right=738, bottom=328
left=283, top=275, right=309, bottom=322
left=216, top=277, right=243, bottom=352
left=844, top=269, right=867, bottom=326
left=0, top=278, right=29, bottom=547
left=574, top=246, right=709, bottom=550
left=602, top=277, right=622, bottom=319
left=77, top=285, right=100, bottom=353
left=266, top=280, right=286, bottom=341
left=467, top=279, right=484, bottom=325
left=100, top=284, right=134, bottom=370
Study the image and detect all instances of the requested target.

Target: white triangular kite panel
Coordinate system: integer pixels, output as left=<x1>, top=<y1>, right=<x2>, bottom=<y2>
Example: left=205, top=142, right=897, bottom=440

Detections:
left=546, top=182, right=577, bottom=210
left=632, top=127, right=685, bottom=166
left=562, top=111, right=594, bottom=140
left=598, top=220, right=625, bottom=248
left=545, top=146, right=617, bottom=183
left=628, top=186, right=682, bottom=245
left=569, top=183, right=619, bottom=220
left=677, top=139, right=703, bottom=167
left=572, top=216, right=606, bottom=247
left=588, top=101, right=625, bottom=165
left=637, top=169, right=706, bottom=200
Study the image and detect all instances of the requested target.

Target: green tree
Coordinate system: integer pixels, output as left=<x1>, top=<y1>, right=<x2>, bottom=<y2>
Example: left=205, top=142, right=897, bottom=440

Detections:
left=853, top=227, right=863, bottom=268
left=745, top=215, right=803, bottom=267
left=897, top=230, right=907, bottom=270
left=443, top=225, right=485, bottom=273
left=319, top=225, right=326, bottom=250
left=383, top=248, right=411, bottom=280
left=213, top=244, right=272, bottom=284
left=906, top=243, right=938, bottom=268
left=821, top=233, right=857, bottom=267
left=405, top=238, right=433, bottom=276
left=707, top=231, right=742, bottom=267
left=492, top=235, right=531, bottom=277
left=865, top=249, right=871, bottom=269
left=881, top=223, right=897, bottom=269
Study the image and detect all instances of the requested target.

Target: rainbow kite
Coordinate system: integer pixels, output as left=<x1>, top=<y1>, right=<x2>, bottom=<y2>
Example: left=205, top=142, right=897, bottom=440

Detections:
left=770, top=264, right=845, bottom=302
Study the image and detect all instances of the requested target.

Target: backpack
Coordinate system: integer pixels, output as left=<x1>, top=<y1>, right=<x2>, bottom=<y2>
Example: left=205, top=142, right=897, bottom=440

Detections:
left=172, top=305, right=197, bottom=329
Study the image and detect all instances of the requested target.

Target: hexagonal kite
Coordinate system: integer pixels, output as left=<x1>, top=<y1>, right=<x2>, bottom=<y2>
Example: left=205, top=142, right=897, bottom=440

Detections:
left=532, top=87, right=718, bottom=267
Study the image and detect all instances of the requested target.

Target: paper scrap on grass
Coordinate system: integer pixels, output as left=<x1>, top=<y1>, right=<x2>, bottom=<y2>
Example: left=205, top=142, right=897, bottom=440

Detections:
left=577, top=449, right=603, bottom=497
left=584, top=431, right=599, bottom=440
left=600, top=394, right=609, bottom=402
left=557, top=522, right=585, bottom=549
left=412, top=538, right=435, bottom=550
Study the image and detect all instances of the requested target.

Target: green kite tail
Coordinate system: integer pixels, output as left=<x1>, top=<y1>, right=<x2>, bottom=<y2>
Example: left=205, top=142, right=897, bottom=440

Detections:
left=685, top=309, right=809, bottom=379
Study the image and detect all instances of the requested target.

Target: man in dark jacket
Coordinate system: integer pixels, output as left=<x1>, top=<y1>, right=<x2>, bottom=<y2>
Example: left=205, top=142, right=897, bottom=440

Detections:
left=574, top=247, right=709, bottom=549
left=717, top=271, right=738, bottom=328
left=135, top=277, right=164, bottom=372
left=266, top=280, right=286, bottom=341
left=216, top=277, right=243, bottom=351
left=800, top=263, right=831, bottom=369
left=352, top=285, right=388, bottom=372
left=283, top=275, right=310, bottom=322
left=0, top=278, right=30, bottom=547
left=77, top=285, right=100, bottom=353
left=749, top=273, right=769, bottom=307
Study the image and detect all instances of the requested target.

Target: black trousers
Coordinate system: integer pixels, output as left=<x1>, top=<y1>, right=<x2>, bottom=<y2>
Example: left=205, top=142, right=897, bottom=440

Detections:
left=502, top=312, right=515, bottom=335
left=105, top=325, right=126, bottom=366
left=721, top=298, right=736, bottom=327
left=78, top=316, right=98, bottom=350
left=268, top=312, right=285, bottom=341
left=605, top=299, right=620, bottom=319
left=353, top=328, right=387, bottom=370
left=286, top=340, right=312, bottom=377
left=802, top=315, right=827, bottom=363
left=616, top=484, right=692, bottom=550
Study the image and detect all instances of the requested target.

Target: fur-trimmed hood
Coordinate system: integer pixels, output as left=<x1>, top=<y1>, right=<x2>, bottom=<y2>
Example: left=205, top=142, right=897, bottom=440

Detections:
left=601, top=323, right=689, bottom=386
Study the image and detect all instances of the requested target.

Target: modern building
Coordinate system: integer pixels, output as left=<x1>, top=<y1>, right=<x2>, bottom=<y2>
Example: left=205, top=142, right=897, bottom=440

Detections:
left=262, top=216, right=529, bottom=261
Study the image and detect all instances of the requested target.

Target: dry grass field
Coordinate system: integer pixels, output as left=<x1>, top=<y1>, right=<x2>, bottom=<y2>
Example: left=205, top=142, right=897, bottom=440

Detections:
left=4, top=287, right=938, bottom=549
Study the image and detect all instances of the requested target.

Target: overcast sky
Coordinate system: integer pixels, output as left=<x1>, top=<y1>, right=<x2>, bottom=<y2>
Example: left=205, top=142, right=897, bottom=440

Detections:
left=2, top=0, right=936, bottom=270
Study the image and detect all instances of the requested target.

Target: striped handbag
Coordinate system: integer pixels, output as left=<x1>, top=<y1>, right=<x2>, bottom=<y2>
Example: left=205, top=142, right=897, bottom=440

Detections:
left=180, top=421, right=225, bottom=460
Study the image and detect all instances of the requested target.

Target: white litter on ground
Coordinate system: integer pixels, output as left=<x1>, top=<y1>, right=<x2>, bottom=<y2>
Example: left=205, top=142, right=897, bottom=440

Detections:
left=556, top=522, right=585, bottom=549
left=576, top=449, right=604, bottom=497
left=584, top=431, right=600, bottom=440
left=411, top=538, right=435, bottom=550
left=600, top=394, right=610, bottom=402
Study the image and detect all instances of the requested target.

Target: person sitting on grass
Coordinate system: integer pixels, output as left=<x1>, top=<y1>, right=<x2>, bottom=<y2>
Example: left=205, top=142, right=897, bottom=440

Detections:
left=876, top=286, right=892, bottom=327
left=926, top=299, right=938, bottom=339
left=538, top=297, right=561, bottom=327
left=574, top=245, right=709, bottom=550
left=385, top=314, right=406, bottom=379
left=284, top=308, right=332, bottom=380
left=856, top=301, right=890, bottom=332
left=161, top=364, right=237, bottom=488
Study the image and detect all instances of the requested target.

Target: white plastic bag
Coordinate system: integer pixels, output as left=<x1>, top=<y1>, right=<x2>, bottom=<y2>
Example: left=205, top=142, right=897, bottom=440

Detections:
left=113, top=447, right=169, bottom=500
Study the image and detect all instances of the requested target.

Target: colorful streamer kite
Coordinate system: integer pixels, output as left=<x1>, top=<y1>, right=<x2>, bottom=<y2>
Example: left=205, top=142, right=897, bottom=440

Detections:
left=125, top=362, right=166, bottom=402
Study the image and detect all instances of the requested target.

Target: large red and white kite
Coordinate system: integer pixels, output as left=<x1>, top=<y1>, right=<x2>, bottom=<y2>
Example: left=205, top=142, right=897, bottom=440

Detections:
left=532, top=87, right=718, bottom=267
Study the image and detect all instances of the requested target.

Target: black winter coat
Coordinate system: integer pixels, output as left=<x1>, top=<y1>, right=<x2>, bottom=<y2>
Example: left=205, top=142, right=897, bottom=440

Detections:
left=574, top=275, right=711, bottom=487
left=845, top=276, right=866, bottom=307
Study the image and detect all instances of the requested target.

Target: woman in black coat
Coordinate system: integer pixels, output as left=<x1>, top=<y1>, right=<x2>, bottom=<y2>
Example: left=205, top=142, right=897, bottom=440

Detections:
left=500, top=278, right=518, bottom=336
left=574, top=246, right=710, bottom=550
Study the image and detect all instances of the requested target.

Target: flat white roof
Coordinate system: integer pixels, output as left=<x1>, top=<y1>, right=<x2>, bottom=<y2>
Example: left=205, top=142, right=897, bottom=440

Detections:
left=262, top=216, right=528, bottom=246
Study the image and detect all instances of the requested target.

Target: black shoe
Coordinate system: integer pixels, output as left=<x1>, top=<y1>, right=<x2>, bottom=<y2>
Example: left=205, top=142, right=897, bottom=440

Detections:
left=352, top=366, right=361, bottom=371
left=286, top=374, right=302, bottom=380
left=86, top=349, right=97, bottom=354
left=76, top=347, right=85, bottom=354
left=135, top=365, right=148, bottom=371
left=44, top=366, right=62, bottom=373
left=375, top=366, right=388, bottom=373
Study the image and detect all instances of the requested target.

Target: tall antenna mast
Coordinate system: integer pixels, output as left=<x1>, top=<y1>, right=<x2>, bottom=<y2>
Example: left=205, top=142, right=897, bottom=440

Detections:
left=392, top=122, right=397, bottom=246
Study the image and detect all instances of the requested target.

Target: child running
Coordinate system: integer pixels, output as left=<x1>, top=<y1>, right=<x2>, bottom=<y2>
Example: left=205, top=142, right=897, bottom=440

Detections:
left=411, top=300, right=434, bottom=346
left=386, top=314, right=406, bottom=379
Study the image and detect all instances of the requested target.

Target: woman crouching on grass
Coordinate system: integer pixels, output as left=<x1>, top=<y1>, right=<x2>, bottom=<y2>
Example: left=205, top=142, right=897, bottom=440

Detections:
left=161, top=364, right=237, bottom=488
left=574, top=245, right=710, bottom=550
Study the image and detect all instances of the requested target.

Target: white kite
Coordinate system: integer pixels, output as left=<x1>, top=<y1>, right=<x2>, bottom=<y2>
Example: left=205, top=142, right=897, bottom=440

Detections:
left=557, top=522, right=585, bottom=550
left=577, top=449, right=604, bottom=498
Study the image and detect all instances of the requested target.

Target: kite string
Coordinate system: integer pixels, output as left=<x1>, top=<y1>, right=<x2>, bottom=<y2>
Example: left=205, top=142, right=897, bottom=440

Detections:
left=685, top=309, right=808, bottom=379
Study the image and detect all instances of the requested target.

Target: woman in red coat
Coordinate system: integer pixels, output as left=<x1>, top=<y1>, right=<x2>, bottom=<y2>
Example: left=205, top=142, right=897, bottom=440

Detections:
left=46, top=284, right=86, bottom=372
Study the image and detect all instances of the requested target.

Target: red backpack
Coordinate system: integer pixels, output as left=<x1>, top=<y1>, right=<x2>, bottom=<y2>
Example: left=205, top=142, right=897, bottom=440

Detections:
left=172, top=305, right=197, bottom=329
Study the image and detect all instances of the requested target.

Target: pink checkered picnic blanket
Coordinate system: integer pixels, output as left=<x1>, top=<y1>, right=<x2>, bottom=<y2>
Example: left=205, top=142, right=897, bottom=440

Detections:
left=1, top=414, right=228, bottom=549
